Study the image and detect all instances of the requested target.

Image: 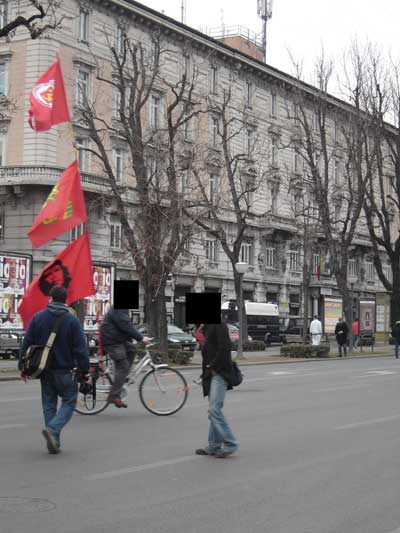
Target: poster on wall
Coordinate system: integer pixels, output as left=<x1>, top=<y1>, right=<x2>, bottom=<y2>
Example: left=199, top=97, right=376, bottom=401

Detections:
left=83, top=264, right=114, bottom=330
left=359, top=299, right=376, bottom=332
left=0, top=254, right=31, bottom=329
left=323, top=297, right=343, bottom=333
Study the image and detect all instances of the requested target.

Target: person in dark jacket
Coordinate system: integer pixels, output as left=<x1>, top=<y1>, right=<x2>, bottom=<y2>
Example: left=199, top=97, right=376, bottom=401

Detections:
left=391, top=320, right=400, bottom=358
left=335, top=318, right=349, bottom=357
left=100, top=307, right=150, bottom=408
left=195, top=322, right=238, bottom=458
left=18, top=286, right=89, bottom=454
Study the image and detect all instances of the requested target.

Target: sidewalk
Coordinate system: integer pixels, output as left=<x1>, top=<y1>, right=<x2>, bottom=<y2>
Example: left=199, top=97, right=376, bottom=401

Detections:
left=1, top=343, right=395, bottom=382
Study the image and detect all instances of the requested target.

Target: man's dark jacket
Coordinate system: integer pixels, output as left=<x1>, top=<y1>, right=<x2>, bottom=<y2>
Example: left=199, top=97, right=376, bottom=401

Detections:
left=100, top=308, right=143, bottom=346
left=392, top=321, right=400, bottom=341
left=201, top=323, right=234, bottom=396
left=335, top=321, right=349, bottom=345
left=18, top=303, right=89, bottom=371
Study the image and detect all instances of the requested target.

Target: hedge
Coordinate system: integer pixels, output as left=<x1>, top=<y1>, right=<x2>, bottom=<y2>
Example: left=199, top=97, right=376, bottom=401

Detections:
left=136, top=347, right=194, bottom=365
left=242, top=340, right=267, bottom=351
left=280, top=344, right=330, bottom=358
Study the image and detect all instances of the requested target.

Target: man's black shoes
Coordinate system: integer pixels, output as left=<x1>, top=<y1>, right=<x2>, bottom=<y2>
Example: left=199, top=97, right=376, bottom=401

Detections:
left=42, top=428, right=60, bottom=455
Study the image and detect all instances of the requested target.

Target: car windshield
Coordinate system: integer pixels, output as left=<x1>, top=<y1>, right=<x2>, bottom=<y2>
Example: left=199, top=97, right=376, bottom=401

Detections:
left=168, top=325, right=185, bottom=334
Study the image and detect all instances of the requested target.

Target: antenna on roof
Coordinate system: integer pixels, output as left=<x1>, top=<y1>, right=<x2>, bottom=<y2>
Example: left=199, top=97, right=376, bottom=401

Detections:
left=257, top=0, right=273, bottom=62
left=181, top=0, right=187, bottom=24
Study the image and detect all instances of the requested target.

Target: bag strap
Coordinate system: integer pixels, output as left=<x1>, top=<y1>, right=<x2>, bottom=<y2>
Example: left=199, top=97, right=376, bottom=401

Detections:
left=29, top=313, right=68, bottom=378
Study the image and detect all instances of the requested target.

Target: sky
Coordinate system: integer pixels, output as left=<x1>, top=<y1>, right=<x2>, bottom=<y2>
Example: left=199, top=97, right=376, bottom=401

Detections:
left=137, top=0, right=399, bottom=85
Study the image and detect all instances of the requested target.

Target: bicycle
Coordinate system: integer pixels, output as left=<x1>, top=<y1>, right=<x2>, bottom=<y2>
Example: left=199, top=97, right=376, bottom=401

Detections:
left=74, top=345, right=189, bottom=416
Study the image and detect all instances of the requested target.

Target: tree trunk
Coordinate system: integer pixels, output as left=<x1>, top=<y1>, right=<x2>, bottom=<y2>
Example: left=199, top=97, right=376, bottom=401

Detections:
left=233, top=271, right=248, bottom=341
left=143, top=268, right=168, bottom=356
left=390, top=264, right=400, bottom=327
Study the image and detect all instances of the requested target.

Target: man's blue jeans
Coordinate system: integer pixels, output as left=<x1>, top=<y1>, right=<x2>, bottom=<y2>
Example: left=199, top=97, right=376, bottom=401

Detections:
left=208, top=374, right=238, bottom=453
left=40, top=370, right=78, bottom=447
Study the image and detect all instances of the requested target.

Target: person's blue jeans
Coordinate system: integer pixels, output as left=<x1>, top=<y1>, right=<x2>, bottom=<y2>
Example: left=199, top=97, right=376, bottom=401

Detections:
left=40, top=370, right=78, bottom=447
left=208, top=374, right=238, bottom=453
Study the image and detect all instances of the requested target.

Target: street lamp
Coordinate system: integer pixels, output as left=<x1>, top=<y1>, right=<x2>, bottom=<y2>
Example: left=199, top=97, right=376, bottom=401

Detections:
left=235, top=261, right=249, bottom=359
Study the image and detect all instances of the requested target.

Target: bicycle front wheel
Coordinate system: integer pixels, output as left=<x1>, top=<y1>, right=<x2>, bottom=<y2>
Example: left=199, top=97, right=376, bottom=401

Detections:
left=75, top=373, right=112, bottom=415
left=139, top=367, right=188, bottom=416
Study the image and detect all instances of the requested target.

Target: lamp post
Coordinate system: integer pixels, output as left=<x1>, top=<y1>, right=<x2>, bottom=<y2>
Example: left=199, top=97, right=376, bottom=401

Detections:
left=235, top=261, right=249, bottom=359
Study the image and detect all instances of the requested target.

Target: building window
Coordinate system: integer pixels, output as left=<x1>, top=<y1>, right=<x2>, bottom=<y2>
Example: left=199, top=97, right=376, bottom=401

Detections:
left=271, top=136, right=278, bottom=167
left=293, top=147, right=301, bottom=174
left=382, top=263, right=392, bottom=283
left=246, top=81, right=252, bottom=107
left=0, top=63, right=6, bottom=96
left=270, top=186, right=278, bottom=213
left=209, top=174, right=218, bottom=202
left=205, top=239, right=218, bottom=262
left=289, top=250, right=300, bottom=272
left=70, top=223, right=85, bottom=242
left=181, top=169, right=189, bottom=194
left=0, top=132, right=5, bottom=165
left=79, top=8, right=89, bottom=42
left=240, top=241, right=254, bottom=265
left=292, top=192, right=302, bottom=215
left=348, top=258, right=357, bottom=278
left=150, top=95, right=161, bottom=129
left=113, top=148, right=124, bottom=181
left=333, top=158, right=340, bottom=185
left=210, top=116, right=219, bottom=148
left=365, top=261, right=375, bottom=281
left=244, top=177, right=255, bottom=206
left=110, top=219, right=122, bottom=249
left=0, top=3, right=7, bottom=29
left=76, top=68, right=89, bottom=106
left=76, top=137, right=89, bottom=171
left=116, top=26, right=124, bottom=56
left=210, top=65, right=218, bottom=94
left=271, top=92, right=277, bottom=118
left=245, top=129, right=253, bottom=157
left=265, top=247, right=276, bottom=268
left=113, top=85, right=121, bottom=117
left=313, top=253, right=320, bottom=275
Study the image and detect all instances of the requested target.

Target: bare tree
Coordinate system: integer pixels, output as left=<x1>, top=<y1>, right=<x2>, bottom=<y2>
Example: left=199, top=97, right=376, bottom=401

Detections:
left=79, top=31, right=207, bottom=351
left=286, top=51, right=373, bottom=349
left=0, top=1, right=63, bottom=40
left=189, top=85, right=268, bottom=349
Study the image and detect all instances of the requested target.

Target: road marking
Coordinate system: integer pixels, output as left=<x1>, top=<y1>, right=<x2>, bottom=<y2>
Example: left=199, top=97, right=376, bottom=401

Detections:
left=0, top=396, right=40, bottom=403
left=365, top=370, right=398, bottom=375
left=86, top=455, right=196, bottom=480
left=336, top=413, right=400, bottom=430
left=0, top=423, right=27, bottom=430
left=265, top=371, right=294, bottom=376
left=313, top=384, right=369, bottom=393
left=388, top=528, right=400, bottom=533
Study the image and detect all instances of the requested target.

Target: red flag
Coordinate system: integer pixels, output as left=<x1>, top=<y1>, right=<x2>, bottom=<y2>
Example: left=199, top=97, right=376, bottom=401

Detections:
left=18, top=233, right=95, bottom=329
left=28, top=59, right=71, bottom=131
left=28, top=161, right=87, bottom=248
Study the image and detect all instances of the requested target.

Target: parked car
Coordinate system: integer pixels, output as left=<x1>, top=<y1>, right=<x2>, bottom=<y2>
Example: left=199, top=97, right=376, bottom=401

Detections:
left=227, top=324, right=252, bottom=349
left=280, top=317, right=310, bottom=344
left=137, top=324, right=197, bottom=351
left=0, top=330, right=24, bottom=359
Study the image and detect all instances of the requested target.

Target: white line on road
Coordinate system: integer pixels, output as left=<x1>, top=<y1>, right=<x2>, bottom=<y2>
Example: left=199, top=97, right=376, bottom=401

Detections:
left=0, top=396, right=40, bottom=403
left=313, top=384, right=369, bottom=393
left=86, top=455, right=196, bottom=480
left=336, top=413, right=400, bottom=430
left=388, top=528, right=400, bottom=533
left=0, top=423, right=27, bottom=429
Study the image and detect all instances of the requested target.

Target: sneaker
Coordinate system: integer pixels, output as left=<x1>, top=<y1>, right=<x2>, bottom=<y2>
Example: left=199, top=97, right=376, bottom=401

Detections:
left=42, top=429, right=60, bottom=455
left=214, top=448, right=238, bottom=458
left=107, top=397, right=128, bottom=408
left=195, top=447, right=220, bottom=456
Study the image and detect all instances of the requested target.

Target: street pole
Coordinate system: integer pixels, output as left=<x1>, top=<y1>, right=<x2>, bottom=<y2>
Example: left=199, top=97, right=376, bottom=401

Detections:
left=237, top=271, right=244, bottom=359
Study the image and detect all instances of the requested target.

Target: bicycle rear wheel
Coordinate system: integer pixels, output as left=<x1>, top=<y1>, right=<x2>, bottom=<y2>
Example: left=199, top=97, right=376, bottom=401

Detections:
left=139, top=367, right=188, bottom=416
left=75, top=373, right=112, bottom=415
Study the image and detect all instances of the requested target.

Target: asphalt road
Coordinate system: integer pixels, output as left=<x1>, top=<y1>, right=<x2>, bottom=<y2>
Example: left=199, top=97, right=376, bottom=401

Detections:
left=1, top=357, right=400, bottom=533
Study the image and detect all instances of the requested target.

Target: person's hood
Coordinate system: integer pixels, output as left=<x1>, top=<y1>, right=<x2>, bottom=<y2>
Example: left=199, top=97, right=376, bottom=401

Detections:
left=47, top=302, right=69, bottom=316
left=396, top=320, right=400, bottom=325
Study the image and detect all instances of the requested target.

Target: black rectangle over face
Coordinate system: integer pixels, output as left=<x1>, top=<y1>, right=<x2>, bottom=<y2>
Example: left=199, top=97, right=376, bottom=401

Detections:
left=114, top=280, right=139, bottom=309
left=185, top=293, right=221, bottom=324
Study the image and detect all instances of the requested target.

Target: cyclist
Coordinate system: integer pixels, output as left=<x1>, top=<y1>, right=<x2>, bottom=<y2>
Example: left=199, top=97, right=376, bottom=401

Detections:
left=100, top=307, right=150, bottom=408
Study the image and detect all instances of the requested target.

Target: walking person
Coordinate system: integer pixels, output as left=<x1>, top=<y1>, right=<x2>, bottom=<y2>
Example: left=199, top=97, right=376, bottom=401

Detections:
left=391, top=320, right=400, bottom=358
left=352, top=318, right=359, bottom=349
left=18, top=286, right=89, bottom=454
left=309, top=315, right=322, bottom=346
left=100, top=306, right=150, bottom=408
left=196, top=322, right=239, bottom=458
left=335, top=317, right=349, bottom=357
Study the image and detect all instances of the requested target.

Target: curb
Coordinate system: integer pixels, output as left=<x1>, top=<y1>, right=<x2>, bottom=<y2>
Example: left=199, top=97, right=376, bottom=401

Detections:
left=0, top=353, right=394, bottom=382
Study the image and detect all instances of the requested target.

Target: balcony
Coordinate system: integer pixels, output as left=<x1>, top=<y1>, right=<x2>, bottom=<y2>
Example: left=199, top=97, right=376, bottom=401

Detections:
left=0, top=165, right=111, bottom=193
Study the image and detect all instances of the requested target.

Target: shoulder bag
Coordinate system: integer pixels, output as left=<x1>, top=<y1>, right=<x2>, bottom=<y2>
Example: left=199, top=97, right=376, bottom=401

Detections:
left=231, top=360, right=243, bottom=387
left=23, top=313, right=67, bottom=378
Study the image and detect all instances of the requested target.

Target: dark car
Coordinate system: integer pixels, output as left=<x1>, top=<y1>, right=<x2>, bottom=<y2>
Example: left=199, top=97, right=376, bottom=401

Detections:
left=138, top=324, right=197, bottom=351
left=281, top=317, right=310, bottom=344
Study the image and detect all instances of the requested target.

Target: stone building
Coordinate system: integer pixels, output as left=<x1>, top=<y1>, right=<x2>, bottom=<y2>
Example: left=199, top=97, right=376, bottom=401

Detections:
left=0, top=0, right=392, bottom=335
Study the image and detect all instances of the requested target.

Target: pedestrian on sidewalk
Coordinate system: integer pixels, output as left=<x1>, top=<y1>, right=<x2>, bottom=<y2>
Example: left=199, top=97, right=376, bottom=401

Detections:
left=196, top=322, right=239, bottom=459
left=352, top=319, right=359, bottom=349
left=335, top=317, right=348, bottom=357
left=18, top=286, right=89, bottom=455
left=309, top=315, right=322, bottom=346
left=391, top=320, right=400, bottom=358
